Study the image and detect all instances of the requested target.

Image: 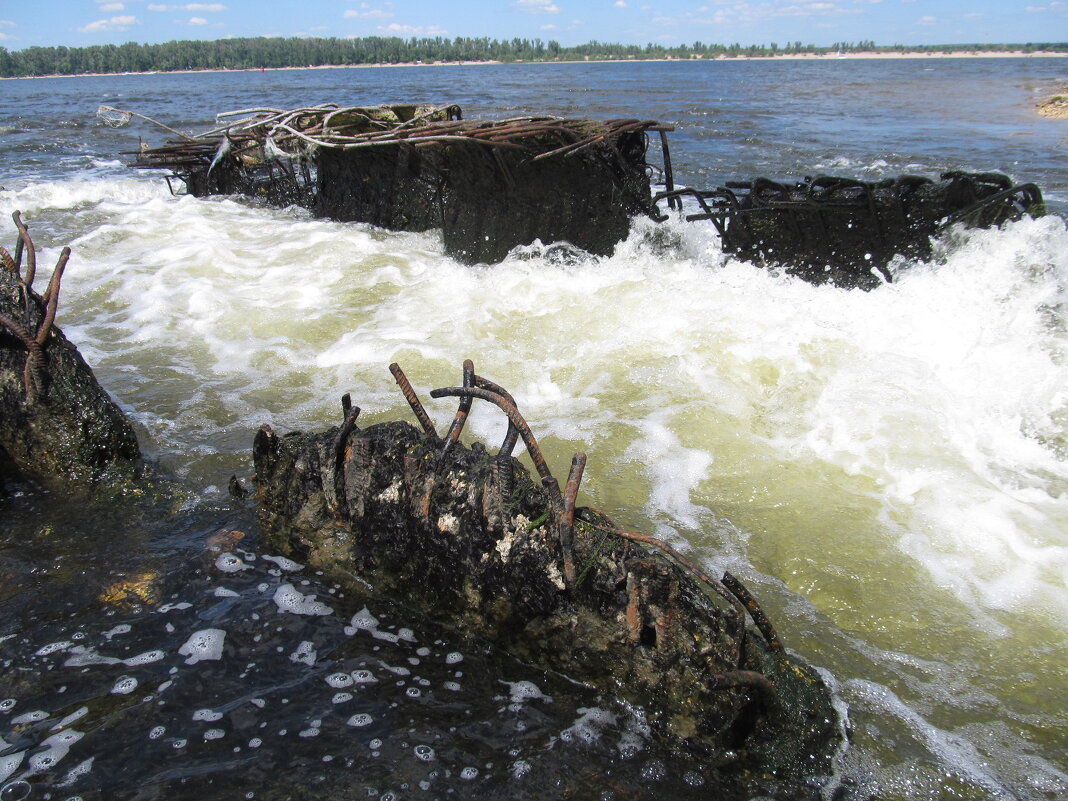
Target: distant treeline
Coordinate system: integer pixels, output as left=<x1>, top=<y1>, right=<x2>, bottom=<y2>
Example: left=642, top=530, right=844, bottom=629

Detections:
left=2, top=36, right=1066, bottom=78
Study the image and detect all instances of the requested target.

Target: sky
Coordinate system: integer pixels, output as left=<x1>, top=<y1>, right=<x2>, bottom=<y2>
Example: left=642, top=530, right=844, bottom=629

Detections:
left=1, top=0, right=1065, bottom=51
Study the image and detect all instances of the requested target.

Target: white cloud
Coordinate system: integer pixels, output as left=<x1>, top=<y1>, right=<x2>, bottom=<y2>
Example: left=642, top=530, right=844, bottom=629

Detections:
left=615, top=0, right=627, bottom=6
left=148, top=3, right=226, bottom=11
left=0, top=20, right=15, bottom=27
left=79, top=15, right=138, bottom=33
left=541, top=23, right=558, bottom=29
left=98, top=2, right=125, bottom=10
left=188, top=16, right=207, bottom=25
left=0, top=32, right=13, bottom=41
left=345, top=7, right=393, bottom=19
left=376, top=22, right=447, bottom=35
left=918, top=14, right=936, bottom=23
left=515, top=0, right=561, bottom=14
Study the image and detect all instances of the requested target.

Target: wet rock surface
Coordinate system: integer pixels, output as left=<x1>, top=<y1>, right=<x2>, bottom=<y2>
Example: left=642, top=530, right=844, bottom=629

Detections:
left=0, top=215, right=141, bottom=494
left=253, top=364, right=845, bottom=795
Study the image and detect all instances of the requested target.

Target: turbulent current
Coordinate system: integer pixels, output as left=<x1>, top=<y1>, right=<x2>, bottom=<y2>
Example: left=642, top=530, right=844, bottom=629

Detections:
left=1, top=59, right=1067, bottom=799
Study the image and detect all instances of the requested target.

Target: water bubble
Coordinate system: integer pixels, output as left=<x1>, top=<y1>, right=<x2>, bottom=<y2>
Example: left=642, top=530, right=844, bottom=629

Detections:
left=110, top=676, right=138, bottom=695
left=148, top=726, right=165, bottom=739
left=346, top=714, right=373, bottom=728
left=512, top=759, right=532, bottom=779
left=413, top=745, right=435, bottom=762
left=405, top=687, right=421, bottom=698
left=192, top=709, right=223, bottom=722
left=442, top=681, right=461, bottom=692
left=683, top=770, right=705, bottom=787
left=172, top=739, right=187, bottom=749
left=332, top=692, right=353, bottom=704
left=0, top=781, right=32, bottom=801
left=351, top=670, right=377, bottom=684
left=248, top=738, right=262, bottom=748
left=640, top=759, right=666, bottom=782
left=459, top=767, right=479, bottom=780
left=326, top=672, right=354, bottom=688
left=203, top=729, right=225, bottom=740
left=368, top=739, right=383, bottom=749
left=445, top=652, right=463, bottom=664
left=0, top=699, right=15, bottom=713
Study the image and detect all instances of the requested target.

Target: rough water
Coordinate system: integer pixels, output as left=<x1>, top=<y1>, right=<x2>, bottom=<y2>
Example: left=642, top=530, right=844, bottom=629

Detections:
left=1, top=59, right=1067, bottom=800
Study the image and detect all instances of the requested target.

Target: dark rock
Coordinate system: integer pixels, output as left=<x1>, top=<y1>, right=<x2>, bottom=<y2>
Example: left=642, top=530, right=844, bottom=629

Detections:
left=252, top=366, right=844, bottom=793
left=0, top=214, right=141, bottom=491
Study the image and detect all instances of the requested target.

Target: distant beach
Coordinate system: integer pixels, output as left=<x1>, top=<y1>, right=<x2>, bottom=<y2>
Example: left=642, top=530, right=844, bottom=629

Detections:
left=3, top=48, right=1066, bottom=81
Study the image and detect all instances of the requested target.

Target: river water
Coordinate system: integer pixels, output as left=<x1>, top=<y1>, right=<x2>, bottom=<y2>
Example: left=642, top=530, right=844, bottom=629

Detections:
left=1, top=59, right=1066, bottom=800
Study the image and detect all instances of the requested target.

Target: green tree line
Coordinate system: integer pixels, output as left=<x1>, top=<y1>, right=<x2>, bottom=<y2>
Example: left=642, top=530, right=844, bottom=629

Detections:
left=1, top=36, right=1065, bottom=78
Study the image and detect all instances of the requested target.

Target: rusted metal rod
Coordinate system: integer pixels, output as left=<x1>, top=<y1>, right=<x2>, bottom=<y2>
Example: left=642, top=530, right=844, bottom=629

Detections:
left=441, top=359, right=475, bottom=457
left=559, top=452, right=587, bottom=587
left=389, top=362, right=442, bottom=444
left=12, top=211, right=35, bottom=290
left=428, top=384, right=563, bottom=508
left=722, top=571, right=785, bottom=656
left=472, top=373, right=520, bottom=457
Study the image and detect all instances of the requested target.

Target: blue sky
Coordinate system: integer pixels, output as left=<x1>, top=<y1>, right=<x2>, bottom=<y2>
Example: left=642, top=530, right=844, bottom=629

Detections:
left=1, top=1, right=1066, bottom=50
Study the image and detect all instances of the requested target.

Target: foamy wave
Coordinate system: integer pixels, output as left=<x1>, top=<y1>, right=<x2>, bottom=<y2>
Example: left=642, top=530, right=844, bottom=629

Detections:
left=9, top=176, right=1068, bottom=631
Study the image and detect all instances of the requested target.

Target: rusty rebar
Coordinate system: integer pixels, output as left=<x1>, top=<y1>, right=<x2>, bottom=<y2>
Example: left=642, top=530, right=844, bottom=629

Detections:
left=37, top=247, right=70, bottom=343
left=472, top=373, right=520, bottom=456
left=0, top=311, right=44, bottom=403
left=722, top=571, right=784, bottom=656
left=12, top=211, right=36, bottom=290
left=0, top=246, right=16, bottom=273
left=330, top=395, right=362, bottom=518
left=440, top=359, right=475, bottom=457
left=558, top=452, right=586, bottom=587
left=428, top=384, right=562, bottom=508
left=389, top=362, right=442, bottom=444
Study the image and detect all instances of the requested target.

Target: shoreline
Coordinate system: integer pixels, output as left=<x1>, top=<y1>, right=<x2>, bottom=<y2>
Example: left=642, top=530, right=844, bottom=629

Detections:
left=4, top=49, right=1067, bottom=80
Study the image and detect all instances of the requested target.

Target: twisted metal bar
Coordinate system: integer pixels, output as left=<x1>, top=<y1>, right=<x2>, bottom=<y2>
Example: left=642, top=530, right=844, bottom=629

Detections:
left=330, top=394, right=362, bottom=519
left=11, top=211, right=33, bottom=288
left=472, top=373, right=520, bottom=457
left=440, top=359, right=475, bottom=457
left=722, top=571, right=784, bottom=656
left=428, top=384, right=562, bottom=509
left=389, top=362, right=442, bottom=444
left=559, top=452, right=587, bottom=587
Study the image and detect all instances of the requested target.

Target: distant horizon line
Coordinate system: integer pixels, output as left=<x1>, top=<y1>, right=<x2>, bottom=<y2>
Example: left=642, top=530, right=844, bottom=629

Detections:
left=4, top=34, right=1068, bottom=55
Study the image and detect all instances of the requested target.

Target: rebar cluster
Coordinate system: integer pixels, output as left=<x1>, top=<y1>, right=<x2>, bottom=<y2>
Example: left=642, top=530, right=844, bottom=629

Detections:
left=0, top=212, right=70, bottom=402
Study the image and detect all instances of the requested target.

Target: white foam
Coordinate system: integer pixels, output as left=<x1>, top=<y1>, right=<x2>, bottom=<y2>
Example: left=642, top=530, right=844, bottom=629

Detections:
left=289, top=640, right=317, bottom=665
left=178, top=628, right=226, bottom=664
left=272, top=584, right=333, bottom=616
left=25, top=729, right=84, bottom=775
left=215, top=553, right=251, bottom=573
left=110, top=676, right=138, bottom=695
left=262, top=554, right=304, bottom=572
left=345, top=713, right=373, bottom=727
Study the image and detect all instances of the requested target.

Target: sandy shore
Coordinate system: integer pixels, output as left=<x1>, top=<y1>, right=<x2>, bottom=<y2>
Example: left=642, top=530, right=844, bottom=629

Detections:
left=4, top=49, right=1066, bottom=80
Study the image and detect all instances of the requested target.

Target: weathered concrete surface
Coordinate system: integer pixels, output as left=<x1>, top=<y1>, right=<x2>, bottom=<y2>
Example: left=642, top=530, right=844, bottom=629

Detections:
left=253, top=391, right=843, bottom=793
left=0, top=219, right=140, bottom=492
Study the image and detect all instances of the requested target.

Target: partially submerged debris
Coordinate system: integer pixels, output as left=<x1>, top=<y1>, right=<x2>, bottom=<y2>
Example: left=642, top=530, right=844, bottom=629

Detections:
left=0, top=213, right=141, bottom=491
left=120, top=100, right=1046, bottom=288
left=253, top=360, right=843, bottom=791
left=652, top=171, right=1045, bottom=288
left=124, top=103, right=666, bottom=264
